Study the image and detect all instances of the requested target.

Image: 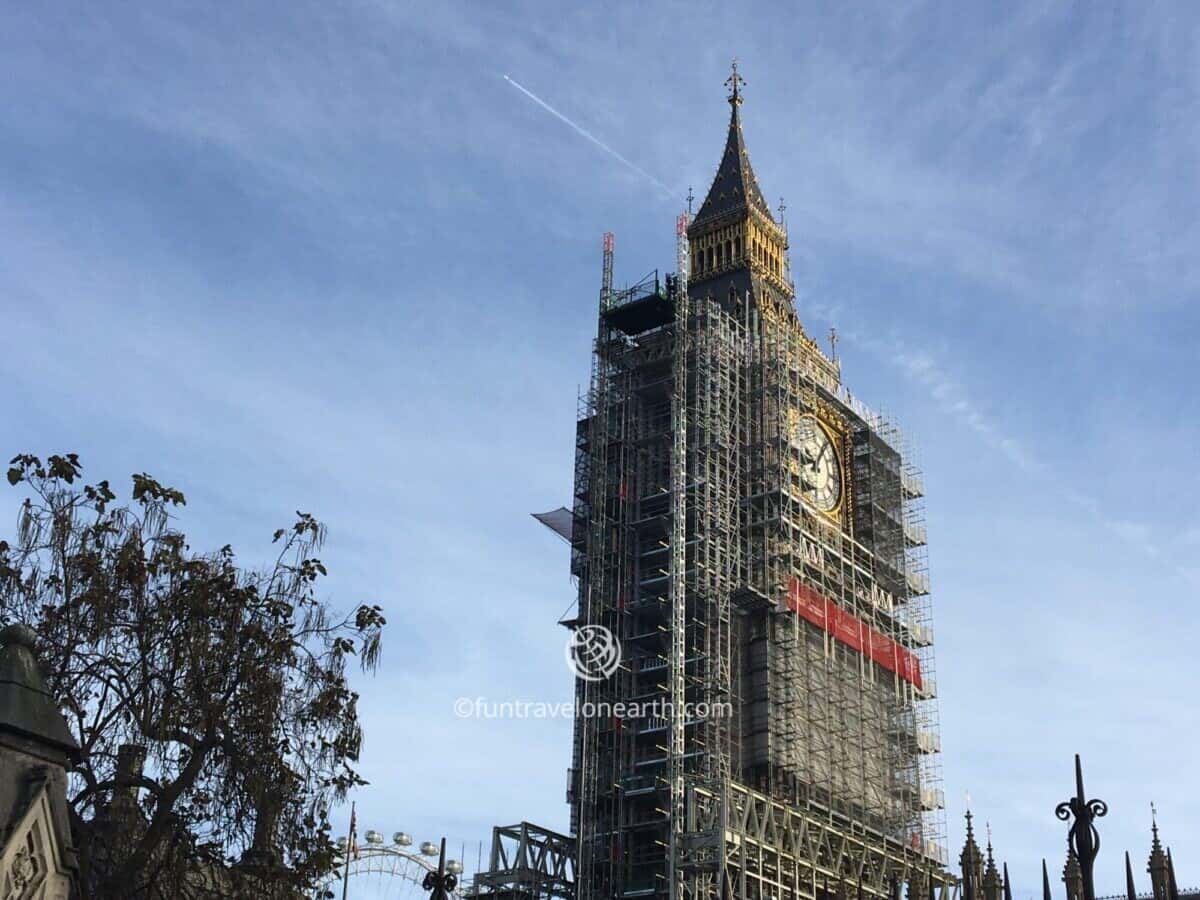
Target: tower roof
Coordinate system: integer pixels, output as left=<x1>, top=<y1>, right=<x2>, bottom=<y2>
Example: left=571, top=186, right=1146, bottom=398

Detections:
left=0, top=624, right=79, bottom=757
left=692, top=60, right=775, bottom=229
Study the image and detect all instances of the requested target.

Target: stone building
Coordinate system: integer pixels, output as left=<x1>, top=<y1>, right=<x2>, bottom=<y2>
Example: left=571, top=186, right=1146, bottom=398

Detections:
left=954, top=805, right=1194, bottom=900
left=0, top=624, right=79, bottom=899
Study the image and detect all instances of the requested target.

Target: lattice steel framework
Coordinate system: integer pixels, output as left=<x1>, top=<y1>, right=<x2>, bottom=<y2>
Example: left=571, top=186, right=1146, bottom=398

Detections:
left=472, top=822, right=576, bottom=900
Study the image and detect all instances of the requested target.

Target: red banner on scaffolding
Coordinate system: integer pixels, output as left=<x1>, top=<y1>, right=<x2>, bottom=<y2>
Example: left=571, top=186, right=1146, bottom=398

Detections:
left=786, top=577, right=923, bottom=690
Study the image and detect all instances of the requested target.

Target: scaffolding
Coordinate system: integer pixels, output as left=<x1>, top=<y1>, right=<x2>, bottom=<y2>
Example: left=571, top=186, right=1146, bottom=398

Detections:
left=568, top=222, right=950, bottom=900
left=569, top=221, right=747, bottom=900
left=744, top=300, right=909, bottom=829
left=471, top=822, right=575, bottom=900
left=571, top=215, right=947, bottom=900
left=668, top=213, right=690, bottom=900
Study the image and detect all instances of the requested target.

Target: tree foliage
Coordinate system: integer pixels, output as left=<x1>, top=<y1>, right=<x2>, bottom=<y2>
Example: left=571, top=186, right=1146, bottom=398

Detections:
left=0, top=453, right=385, bottom=899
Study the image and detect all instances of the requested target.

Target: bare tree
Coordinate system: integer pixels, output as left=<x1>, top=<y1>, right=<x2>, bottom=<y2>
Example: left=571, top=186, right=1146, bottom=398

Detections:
left=0, top=453, right=385, bottom=899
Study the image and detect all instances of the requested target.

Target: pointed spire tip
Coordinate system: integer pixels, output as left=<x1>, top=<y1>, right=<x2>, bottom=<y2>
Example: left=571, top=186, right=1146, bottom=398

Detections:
left=726, top=58, right=744, bottom=107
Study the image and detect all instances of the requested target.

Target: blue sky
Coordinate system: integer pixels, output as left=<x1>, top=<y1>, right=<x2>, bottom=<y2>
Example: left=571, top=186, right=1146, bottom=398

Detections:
left=3, top=2, right=1198, bottom=897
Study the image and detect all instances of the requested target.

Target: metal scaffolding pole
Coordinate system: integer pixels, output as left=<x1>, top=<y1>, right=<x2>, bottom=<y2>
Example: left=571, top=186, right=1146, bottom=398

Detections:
left=668, top=211, right=690, bottom=900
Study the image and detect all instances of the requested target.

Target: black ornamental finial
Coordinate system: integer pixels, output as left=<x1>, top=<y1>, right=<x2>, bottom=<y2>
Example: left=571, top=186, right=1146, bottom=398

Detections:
left=1003, top=863, right=1013, bottom=900
left=1126, top=852, right=1139, bottom=900
left=1056, top=755, right=1107, bottom=900
left=1166, top=849, right=1180, bottom=900
left=422, top=838, right=457, bottom=900
left=1043, top=859, right=1054, bottom=900
left=726, top=59, right=745, bottom=107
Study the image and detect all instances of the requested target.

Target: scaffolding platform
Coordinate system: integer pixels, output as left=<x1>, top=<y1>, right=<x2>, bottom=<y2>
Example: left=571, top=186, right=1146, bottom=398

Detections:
left=600, top=272, right=676, bottom=335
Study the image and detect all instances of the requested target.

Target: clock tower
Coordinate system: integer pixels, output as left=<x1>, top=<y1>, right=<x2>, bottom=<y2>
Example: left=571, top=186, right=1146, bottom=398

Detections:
left=568, top=63, right=948, bottom=900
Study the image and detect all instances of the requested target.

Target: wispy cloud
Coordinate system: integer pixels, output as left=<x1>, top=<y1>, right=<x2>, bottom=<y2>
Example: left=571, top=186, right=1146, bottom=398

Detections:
left=806, top=301, right=1200, bottom=582
left=807, top=301, right=1040, bottom=473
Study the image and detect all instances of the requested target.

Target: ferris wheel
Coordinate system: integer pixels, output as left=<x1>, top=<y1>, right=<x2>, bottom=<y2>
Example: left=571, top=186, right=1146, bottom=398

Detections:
left=314, top=830, right=467, bottom=900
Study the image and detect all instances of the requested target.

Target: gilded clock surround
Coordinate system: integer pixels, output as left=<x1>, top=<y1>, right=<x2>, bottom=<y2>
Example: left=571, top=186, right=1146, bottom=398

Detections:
left=787, top=405, right=850, bottom=526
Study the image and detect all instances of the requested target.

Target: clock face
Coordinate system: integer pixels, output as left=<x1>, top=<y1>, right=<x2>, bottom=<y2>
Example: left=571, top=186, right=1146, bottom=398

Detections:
left=794, top=415, right=842, bottom=513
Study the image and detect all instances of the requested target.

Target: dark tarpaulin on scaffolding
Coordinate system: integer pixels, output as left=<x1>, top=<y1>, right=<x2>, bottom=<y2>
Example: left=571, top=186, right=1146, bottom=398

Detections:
left=531, top=507, right=573, bottom=542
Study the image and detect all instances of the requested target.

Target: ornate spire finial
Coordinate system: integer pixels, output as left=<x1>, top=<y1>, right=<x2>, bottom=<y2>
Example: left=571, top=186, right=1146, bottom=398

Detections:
left=1147, top=809, right=1169, bottom=900
left=687, top=186, right=694, bottom=214
left=982, top=827, right=1003, bottom=900
left=962, top=808, right=984, bottom=900
left=726, top=58, right=744, bottom=107
left=1056, top=754, right=1107, bottom=900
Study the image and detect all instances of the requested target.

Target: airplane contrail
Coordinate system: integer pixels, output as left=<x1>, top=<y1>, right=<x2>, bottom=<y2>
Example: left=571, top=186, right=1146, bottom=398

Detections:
left=503, top=74, right=675, bottom=198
